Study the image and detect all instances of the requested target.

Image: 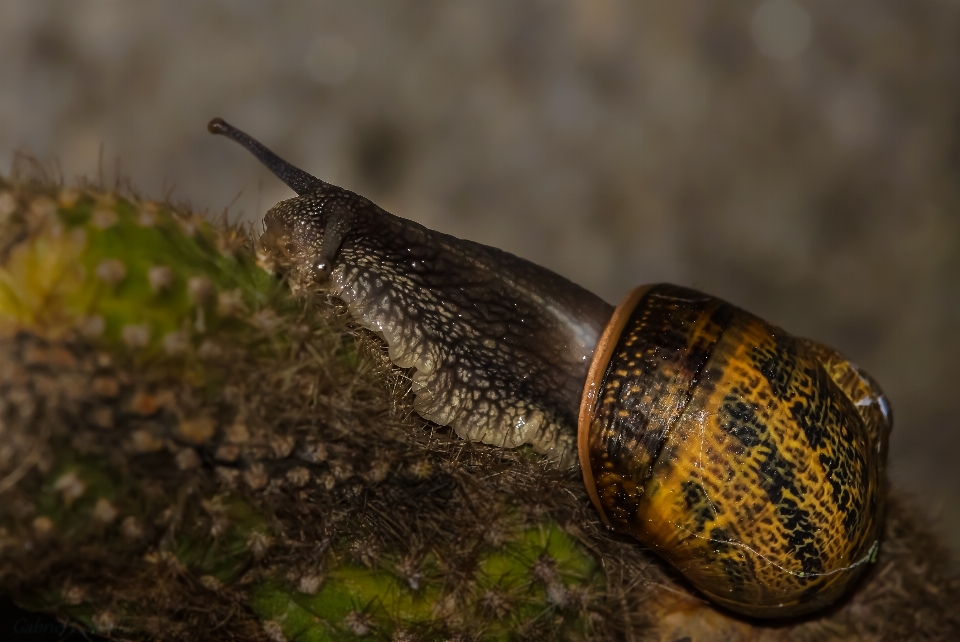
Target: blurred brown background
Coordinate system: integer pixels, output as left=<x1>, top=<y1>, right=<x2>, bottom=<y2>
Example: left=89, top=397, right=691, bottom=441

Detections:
left=1, top=1, right=958, bottom=565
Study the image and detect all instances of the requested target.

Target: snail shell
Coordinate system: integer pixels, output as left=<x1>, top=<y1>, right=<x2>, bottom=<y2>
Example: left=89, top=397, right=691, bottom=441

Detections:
left=579, top=284, right=890, bottom=617
left=207, top=118, right=891, bottom=618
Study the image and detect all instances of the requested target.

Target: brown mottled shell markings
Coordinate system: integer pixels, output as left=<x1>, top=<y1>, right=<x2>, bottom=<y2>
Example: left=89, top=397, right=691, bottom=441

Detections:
left=579, top=284, right=890, bottom=617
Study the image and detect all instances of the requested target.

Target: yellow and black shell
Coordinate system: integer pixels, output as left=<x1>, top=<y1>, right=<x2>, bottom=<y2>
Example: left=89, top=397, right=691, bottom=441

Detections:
left=578, top=284, right=891, bottom=618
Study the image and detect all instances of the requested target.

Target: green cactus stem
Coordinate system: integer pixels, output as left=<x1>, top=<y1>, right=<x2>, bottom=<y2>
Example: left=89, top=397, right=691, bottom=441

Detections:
left=0, top=175, right=958, bottom=641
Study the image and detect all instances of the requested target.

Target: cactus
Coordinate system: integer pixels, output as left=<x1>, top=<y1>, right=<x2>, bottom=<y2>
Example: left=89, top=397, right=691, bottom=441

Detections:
left=0, top=174, right=958, bottom=641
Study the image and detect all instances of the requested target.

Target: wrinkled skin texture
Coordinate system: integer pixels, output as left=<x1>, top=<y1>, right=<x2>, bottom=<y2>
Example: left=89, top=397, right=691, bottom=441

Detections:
left=260, top=192, right=612, bottom=466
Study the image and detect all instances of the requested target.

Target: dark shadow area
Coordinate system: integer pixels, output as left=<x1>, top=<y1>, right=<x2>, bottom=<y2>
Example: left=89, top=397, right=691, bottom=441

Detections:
left=0, top=597, right=108, bottom=642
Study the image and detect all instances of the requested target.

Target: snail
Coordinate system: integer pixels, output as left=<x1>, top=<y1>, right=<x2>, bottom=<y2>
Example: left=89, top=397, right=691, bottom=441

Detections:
left=207, top=117, right=891, bottom=619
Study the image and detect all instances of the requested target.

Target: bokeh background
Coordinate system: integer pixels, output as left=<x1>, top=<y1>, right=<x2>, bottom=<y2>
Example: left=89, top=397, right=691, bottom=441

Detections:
left=1, top=0, right=958, bottom=566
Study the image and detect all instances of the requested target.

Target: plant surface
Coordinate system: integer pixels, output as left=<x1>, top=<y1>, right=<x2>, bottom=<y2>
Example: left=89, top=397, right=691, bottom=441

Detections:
left=0, top=170, right=957, bottom=641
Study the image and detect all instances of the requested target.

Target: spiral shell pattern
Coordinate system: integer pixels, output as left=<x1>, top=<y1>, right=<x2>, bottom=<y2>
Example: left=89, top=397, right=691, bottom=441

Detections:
left=579, top=284, right=890, bottom=617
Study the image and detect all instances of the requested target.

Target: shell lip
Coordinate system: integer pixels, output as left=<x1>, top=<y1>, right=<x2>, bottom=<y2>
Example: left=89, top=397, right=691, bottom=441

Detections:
left=577, top=284, right=655, bottom=528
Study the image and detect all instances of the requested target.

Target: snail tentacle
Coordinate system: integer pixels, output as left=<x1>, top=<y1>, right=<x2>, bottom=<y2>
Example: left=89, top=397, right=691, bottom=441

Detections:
left=208, top=118, right=326, bottom=196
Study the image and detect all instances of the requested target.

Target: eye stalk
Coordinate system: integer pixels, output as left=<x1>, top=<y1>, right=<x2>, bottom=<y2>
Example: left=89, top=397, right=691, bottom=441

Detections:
left=207, top=117, right=327, bottom=196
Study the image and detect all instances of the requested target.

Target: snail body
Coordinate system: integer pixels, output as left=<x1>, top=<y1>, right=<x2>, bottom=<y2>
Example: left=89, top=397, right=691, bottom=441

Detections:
left=208, top=118, right=891, bottom=618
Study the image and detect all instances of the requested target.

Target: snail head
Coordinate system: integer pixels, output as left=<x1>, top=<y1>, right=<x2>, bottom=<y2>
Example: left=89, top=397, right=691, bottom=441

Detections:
left=207, top=117, right=354, bottom=289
